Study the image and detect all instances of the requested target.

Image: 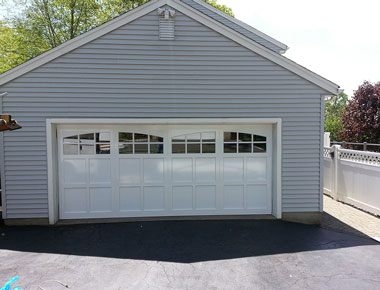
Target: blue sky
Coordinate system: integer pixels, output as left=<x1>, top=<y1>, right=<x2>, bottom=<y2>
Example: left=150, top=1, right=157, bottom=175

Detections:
left=218, top=0, right=380, bottom=96
left=1, top=0, right=379, bottom=95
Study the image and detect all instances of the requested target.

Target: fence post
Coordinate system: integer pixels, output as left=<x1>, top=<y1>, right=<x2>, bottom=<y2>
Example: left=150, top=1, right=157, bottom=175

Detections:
left=363, top=142, right=367, bottom=151
left=332, top=145, right=340, bottom=199
left=324, top=132, right=331, bottom=147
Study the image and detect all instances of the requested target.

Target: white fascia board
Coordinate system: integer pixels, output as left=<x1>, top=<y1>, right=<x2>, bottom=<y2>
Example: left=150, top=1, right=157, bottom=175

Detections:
left=46, top=118, right=282, bottom=125
left=171, top=0, right=339, bottom=95
left=190, top=0, right=288, bottom=53
left=0, top=0, right=164, bottom=86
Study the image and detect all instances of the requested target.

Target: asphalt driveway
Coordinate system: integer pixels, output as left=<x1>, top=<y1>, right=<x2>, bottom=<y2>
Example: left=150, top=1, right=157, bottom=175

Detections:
left=0, top=220, right=379, bottom=290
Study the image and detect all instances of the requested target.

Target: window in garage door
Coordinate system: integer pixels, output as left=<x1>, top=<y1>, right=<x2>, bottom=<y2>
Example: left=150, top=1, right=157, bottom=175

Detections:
left=223, top=132, right=266, bottom=153
left=118, top=132, right=164, bottom=154
left=172, top=132, right=216, bottom=154
left=63, top=132, right=111, bottom=155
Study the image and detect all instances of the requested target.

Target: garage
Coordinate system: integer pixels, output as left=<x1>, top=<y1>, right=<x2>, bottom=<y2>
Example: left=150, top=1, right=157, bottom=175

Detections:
left=0, top=0, right=339, bottom=225
left=57, top=123, right=273, bottom=219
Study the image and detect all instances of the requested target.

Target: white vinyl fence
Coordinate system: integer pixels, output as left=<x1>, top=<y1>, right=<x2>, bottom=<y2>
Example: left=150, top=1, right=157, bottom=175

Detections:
left=324, top=145, right=380, bottom=216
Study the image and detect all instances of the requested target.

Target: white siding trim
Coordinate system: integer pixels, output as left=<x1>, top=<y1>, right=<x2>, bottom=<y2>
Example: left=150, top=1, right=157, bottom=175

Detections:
left=0, top=95, right=5, bottom=219
left=0, top=0, right=339, bottom=94
left=46, top=118, right=282, bottom=224
left=46, top=121, right=59, bottom=224
left=47, top=118, right=281, bottom=125
left=319, top=95, right=325, bottom=212
left=276, top=119, right=282, bottom=218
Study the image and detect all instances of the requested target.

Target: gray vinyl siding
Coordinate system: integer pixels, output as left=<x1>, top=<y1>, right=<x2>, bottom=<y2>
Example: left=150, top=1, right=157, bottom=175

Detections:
left=0, top=9, right=327, bottom=219
left=180, top=0, right=285, bottom=53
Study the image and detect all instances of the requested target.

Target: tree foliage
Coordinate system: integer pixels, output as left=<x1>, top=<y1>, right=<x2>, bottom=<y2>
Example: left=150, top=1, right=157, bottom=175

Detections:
left=0, top=0, right=234, bottom=74
left=12, top=0, right=150, bottom=48
left=340, top=81, right=380, bottom=144
left=324, top=92, right=348, bottom=142
left=0, top=21, right=49, bottom=73
left=204, top=0, right=234, bottom=17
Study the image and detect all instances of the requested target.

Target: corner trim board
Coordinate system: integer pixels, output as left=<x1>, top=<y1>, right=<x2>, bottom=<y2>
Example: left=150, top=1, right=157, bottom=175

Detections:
left=319, top=95, right=325, bottom=212
left=0, top=95, right=5, bottom=219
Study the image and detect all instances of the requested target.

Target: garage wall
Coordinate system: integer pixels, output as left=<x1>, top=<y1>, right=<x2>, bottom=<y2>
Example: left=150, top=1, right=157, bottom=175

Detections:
left=0, top=8, right=327, bottom=219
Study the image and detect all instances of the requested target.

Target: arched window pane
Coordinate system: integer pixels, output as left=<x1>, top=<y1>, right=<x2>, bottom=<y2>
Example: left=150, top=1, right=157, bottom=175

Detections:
left=254, top=135, right=266, bottom=142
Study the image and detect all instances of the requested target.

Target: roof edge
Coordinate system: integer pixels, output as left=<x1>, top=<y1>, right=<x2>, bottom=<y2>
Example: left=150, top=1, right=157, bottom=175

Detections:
left=189, top=0, right=289, bottom=53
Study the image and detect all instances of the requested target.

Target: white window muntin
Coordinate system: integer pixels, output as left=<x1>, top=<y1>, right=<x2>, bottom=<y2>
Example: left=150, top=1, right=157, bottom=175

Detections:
left=118, top=132, right=164, bottom=154
left=172, top=131, right=216, bottom=154
left=223, top=131, right=267, bottom=154
left=63, top=132, right=111, bottom=155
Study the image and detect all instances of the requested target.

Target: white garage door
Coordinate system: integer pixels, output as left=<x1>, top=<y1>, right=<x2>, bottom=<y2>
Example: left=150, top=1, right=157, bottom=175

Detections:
left=58, top=124, right=272, bottom=219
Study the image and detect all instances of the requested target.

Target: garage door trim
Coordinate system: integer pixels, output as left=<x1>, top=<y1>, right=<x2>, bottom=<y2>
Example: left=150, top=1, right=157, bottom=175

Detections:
left=47, top=118, right=282, bottom=224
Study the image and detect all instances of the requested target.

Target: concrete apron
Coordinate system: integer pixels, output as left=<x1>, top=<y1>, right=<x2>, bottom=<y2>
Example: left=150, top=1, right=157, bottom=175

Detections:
left=3, top=212, right=322, bottom=226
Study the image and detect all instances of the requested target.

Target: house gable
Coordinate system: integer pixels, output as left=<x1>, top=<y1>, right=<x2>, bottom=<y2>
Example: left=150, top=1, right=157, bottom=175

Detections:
left=0, top=0, right=339, bottom=95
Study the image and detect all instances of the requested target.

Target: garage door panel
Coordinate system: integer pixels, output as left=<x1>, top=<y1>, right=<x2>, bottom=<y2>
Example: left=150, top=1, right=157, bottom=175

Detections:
left=64, top=187, right=87, bottom=213
left=223, top=158, right=244, bottom=182
left=89, top=159, right=111, bottom=184
left=172, top=186, right=193, bottom=210
left=89, top=187, right=112, bottom=213
left=195, top=185, right=216, bottom=210
left=246, top=157, right=267, bottom=182
left=195, top=158, right=216, bottom=182
left=223, top=185, right=244, bottom=209
left=143, top=186, right=165, bottom=210
left=172, top=158, right=193, bottom=182
left=143, top=159, right=165, bottom=183
left=246, top=184, right=268, bottom=209
left=119, top=187, right=141, bottom=211
left=63, top=159, right=86, bottom=184
left=119, top=159, right=141, bottom=184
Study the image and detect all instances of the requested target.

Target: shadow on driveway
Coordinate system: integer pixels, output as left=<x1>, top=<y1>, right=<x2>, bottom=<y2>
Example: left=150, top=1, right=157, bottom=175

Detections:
left=0, top=219, right=377, bottom=263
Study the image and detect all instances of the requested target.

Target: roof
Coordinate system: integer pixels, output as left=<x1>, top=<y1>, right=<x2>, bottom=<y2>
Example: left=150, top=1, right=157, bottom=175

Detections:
left=181, top=0, right=288, bottom=54
left=0, top=0, right=339, bottom=94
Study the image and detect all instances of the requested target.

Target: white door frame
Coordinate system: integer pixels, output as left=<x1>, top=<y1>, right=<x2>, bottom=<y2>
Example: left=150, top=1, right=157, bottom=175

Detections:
left=46, top=118, right=282, bottom=224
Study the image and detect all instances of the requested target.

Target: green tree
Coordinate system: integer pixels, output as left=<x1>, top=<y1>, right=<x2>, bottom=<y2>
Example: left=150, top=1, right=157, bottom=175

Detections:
left=0, top=21, right=49, bottom=73
left=324, top=92, right=348, bottom=142
left=0, top=0, right=234, bottom=73
left=204, top=0, right=234, bottom=17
